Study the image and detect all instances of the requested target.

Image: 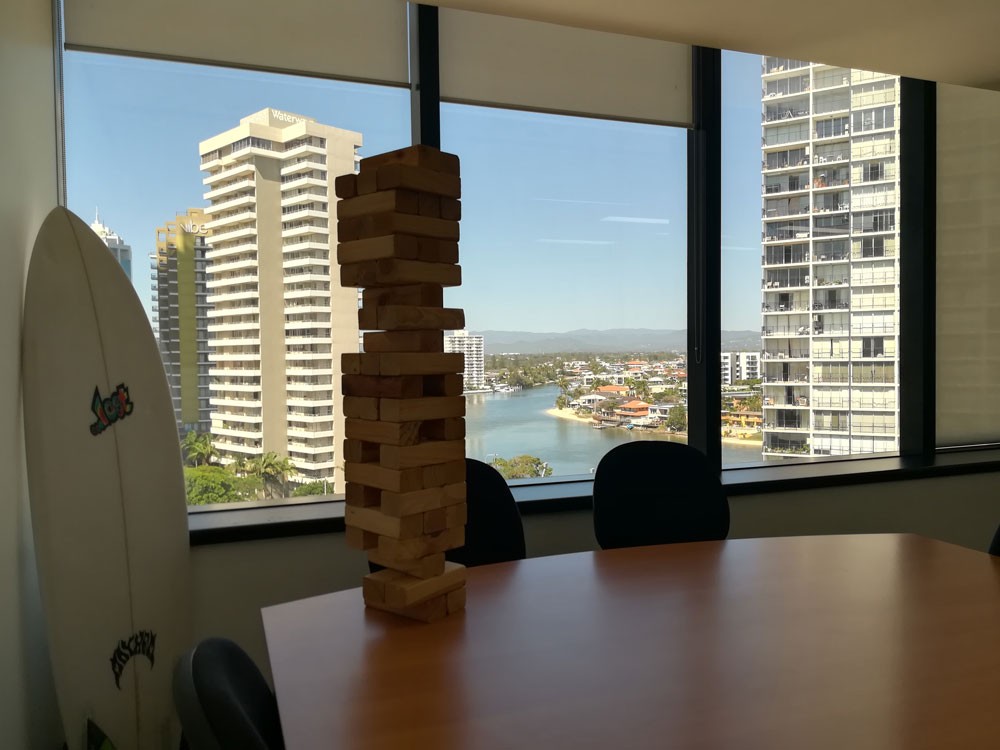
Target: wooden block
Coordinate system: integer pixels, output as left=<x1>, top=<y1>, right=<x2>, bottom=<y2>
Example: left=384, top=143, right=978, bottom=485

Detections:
left=343, top=374, right=424, bottom=399
left=358, top=306, right=377, bottom=330
left=345, top=525, right=379, bottom=550
left=345, top=505, right=424, bottom=539
left=367, top=550, right=446, bottom=579
left=340, top=258, right=461, bottom=288
left=440, top=198, right=462, bottom=221
left=361, top=145, right=460, bottom=176
left=418, top=192, right=441, bottom=217
left=383, top=562, right=466, bottom=607
left=336, top=189, right=419, bottom=220
left=357, top=169, right=378, bottom=195
left=344, top=482, right=381, bottom=507
left=338, top=212, right=459, bottom=243
left=373, top=306, right=465, bottom=332
left=362, top=284, right=444, bottom=308
left=446, top=585, right=466, bottom=614
left=380, top=482, right=467, bottom=517
left=377, top=163, right=461, bottom=199
left=343, top=439, right=380, bottom=464
left=345, top=461, right=428, bottom=494
left=365, top=592, right=449, bottom=623
left=362, top=568, right=404, bottom=606
left=377, top=526, right=464, bottom=561
left=421, top=417, right=466, bottom=441
left=380, top=439, right=465, bottom=470
left=379, top=396, right=465, bottom=423
left=424, top=373, right=464, bottom=397
left=424, top=502, right=467, bottom=534
left=344, top=418, right=422, bottom=446
left=341, top=353, right=380, bottom=375
left=334, top=173, right=357, bottom=199
left=378, top=353, right=464, bottom=377
left=338, top=235, right=458, bottom=266
left=343, top=396, right=379, bottom=420
left=423, top=460, right=467, bottom=488
left=364, top=330, right=443, bottom=353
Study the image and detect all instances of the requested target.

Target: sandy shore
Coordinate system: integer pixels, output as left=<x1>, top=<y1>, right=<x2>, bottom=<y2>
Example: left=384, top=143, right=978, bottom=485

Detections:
left=544, top=407, right=762, bottom=446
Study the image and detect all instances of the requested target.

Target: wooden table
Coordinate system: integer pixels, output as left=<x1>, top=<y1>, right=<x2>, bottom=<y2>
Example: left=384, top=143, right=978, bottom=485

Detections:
left=262, top=534, right=1000, bottom=749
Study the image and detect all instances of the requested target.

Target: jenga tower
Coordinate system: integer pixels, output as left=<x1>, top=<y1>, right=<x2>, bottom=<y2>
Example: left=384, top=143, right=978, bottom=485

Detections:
left=335, top=145, right=468, bottom=623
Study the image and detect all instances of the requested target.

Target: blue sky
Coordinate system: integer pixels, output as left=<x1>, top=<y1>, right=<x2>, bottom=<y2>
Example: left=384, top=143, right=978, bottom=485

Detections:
left=65, top=50, right=763, bottom=332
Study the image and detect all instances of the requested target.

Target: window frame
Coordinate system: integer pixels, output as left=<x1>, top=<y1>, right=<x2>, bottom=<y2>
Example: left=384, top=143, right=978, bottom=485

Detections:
left=61, top=6, right=991, bottom=545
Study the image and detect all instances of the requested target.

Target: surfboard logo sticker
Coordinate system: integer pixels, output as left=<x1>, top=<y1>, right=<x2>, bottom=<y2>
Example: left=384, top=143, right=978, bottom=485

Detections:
left=109, top=630, right=156, bottom=689
left=89, top=383, right=134, bottom=436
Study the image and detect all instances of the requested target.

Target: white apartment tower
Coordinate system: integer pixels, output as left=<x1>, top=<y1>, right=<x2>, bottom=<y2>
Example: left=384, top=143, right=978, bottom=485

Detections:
left=721, top=352, right=761, bottom=386
left=760, top=59, right=900, bottom=458
left=91, top=210, right=133, bottom=280
left=444, top=331, right=484, bottom=391
left=199, top=109, right=361, bottom=489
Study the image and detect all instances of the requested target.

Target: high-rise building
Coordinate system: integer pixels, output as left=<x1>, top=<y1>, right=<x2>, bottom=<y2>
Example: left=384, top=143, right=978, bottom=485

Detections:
left=199, top=109, right=361, bottom=489
left=721, top=351, right=760, bottom=386
left=444, top=330, right=484, bottom=391
left=151, top=209, right=212, bottom=436
left=760, top=60, right=900, bottom=458
left=90, top=210, right=133, bottom=280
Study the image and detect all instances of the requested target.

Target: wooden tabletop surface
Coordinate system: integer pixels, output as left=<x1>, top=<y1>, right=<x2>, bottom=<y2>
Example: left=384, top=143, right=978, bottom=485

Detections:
left=262, top=534, right=1000, bottom=750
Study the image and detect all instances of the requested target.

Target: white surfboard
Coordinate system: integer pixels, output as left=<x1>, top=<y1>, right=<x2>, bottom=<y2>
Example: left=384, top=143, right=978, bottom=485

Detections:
left=22, top=207, right=192, bottom=750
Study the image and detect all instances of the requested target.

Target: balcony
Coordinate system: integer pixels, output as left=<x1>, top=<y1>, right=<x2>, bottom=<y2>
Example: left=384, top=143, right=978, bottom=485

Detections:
left=203, top=161, right=255, bottom=186
left=204, top=177, right=255, bottom=201
left=208, top=223, right=257, bottom=245
left=204, top=209, right=256, bottom=231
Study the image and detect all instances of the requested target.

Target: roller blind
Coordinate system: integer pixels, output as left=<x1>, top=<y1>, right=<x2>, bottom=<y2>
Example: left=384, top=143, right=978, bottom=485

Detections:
left=63, top=0, right=410, bottom=86
left=936, top=82, right=1000, bottom=445
left=438, top=8, right=692, bottom=126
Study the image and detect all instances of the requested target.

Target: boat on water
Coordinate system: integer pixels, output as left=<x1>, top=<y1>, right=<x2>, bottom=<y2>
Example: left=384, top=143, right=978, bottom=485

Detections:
left=493, top=384, right=520, bottom=394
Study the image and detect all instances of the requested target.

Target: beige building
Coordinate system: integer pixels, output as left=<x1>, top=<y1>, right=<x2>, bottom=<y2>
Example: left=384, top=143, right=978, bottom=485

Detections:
left=151, top=208, right=211, bottom=436
left=760, top=61, right=900, bottom=458
left=199, top=108, right=361, bottom=489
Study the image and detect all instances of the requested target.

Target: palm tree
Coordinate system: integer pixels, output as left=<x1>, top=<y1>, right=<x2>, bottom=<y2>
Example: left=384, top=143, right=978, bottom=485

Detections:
left=246, top=452, right=297, bottom=499
left=181, top=430, right=218, bottom=467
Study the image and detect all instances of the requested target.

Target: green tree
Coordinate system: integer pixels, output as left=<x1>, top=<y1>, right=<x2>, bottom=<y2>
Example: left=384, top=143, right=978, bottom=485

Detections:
left=181, top=430, right=218, bottom=467
left=555, top=394, right=569, bottom=410
left=491, top=454, right=554, bottom=480
left=665, top=405, right=688, bottom=432
left=246, top=452, right=297, bottom=499
left=184, top=465, right=260, bottom=505
left=292, top=480, right=329, bottom=497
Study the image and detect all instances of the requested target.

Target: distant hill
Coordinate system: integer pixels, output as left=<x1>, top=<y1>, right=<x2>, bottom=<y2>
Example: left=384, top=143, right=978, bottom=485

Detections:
left=471, top=329, right=761, bottom=355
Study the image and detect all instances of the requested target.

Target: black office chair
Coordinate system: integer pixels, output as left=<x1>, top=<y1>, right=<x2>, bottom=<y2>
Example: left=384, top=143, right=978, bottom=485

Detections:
left=592, top=441, right=730, bottom=550
left=989, top=522, right=1000, bottom=556
left=173, top=637, right=285, bottom=750
left=368, top=458, right=526, bottom=573
left=448, top=458, right=527, bottom=567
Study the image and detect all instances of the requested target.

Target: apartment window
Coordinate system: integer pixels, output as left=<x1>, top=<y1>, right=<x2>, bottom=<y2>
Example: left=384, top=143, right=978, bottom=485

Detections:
left=852, top=106, right=895, bottom=133
left=862, top=162, right=885, bottom=182
left=442, top=104, right=687, bottom=479
left=65, top=51, right=409, bottom=506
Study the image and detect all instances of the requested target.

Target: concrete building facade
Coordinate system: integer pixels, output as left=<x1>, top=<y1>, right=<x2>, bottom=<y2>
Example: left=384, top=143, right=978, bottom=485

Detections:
left=151, top=208, right=212, bottom=436
left=199, top=108, right=361, bottom=488
left=90, top=210, right=133, bottom=279
left=721, top=351, right=761, bottom=386
left=444, top=330, right=484, bottom=391
left=760, top=59, right=900, bottom=458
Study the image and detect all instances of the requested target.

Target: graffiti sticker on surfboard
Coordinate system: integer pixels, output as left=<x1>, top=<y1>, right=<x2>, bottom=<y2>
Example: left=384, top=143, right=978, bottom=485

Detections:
left=89, top=384, right=134, bottom=436
left=109, top=630, right=157, bottom=690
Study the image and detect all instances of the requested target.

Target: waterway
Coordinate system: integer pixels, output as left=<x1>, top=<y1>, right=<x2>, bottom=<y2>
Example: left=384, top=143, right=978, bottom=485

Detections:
left=465, top=384, right=765, bottom=477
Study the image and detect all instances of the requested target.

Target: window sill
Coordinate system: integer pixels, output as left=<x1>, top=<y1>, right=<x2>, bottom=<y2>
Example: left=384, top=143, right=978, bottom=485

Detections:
left=187, top=447, right=1000, bottom=546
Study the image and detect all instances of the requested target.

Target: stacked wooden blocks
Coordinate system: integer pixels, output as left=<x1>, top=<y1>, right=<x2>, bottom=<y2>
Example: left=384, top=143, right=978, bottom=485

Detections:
left=335, top=145, right=467, bottom=623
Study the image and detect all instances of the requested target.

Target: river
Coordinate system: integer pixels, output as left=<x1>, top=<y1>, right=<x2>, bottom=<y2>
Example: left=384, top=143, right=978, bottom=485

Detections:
left=464, top=384, right=765, bottom=477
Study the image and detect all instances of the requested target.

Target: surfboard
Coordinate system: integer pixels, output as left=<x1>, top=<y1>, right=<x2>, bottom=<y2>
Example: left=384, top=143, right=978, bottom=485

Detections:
left=22, top=207, right=192, bottom=750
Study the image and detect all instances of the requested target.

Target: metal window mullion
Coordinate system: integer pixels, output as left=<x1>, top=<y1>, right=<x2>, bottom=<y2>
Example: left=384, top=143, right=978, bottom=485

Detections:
left=409, top=4, right=440, bottom=148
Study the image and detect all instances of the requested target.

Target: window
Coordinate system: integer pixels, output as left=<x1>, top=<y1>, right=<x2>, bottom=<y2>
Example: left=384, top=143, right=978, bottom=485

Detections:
left=441, top=104, right=688, bottom=478
left=65, top=51, right=409, bottom=506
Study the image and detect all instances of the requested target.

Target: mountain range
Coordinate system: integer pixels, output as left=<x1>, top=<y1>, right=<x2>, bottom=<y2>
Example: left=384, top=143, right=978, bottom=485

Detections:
left=470, top=328, right=761, bottom=355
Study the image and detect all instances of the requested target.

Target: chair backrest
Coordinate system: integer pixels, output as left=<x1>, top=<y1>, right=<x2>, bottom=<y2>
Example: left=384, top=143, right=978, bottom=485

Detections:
left=592, top=441, right=730, bottom=550
left=173, top=637, right=285, bottom=750
left=989, top=522, right=1000, bottom=556
left=448, top=458, right=527, bottom=567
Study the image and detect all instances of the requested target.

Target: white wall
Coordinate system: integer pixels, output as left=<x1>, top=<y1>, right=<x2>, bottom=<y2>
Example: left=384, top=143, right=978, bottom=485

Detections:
left=0, top=0, right=64, bottom=745
left=192, top=471, right=1000, bottom=682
